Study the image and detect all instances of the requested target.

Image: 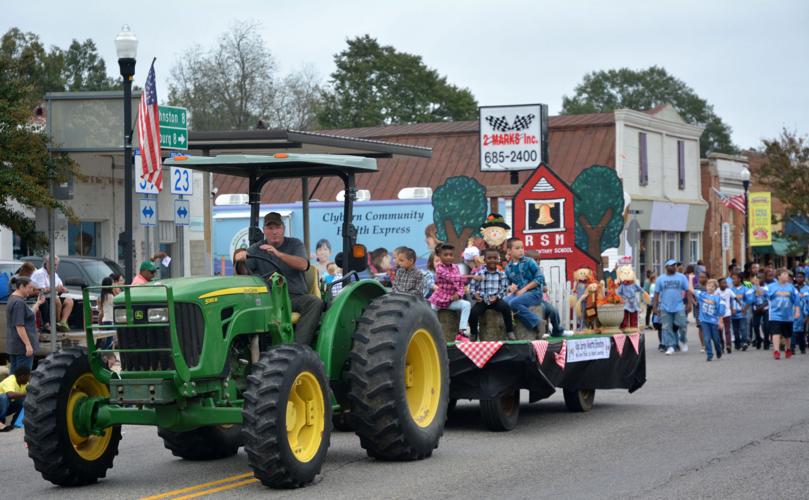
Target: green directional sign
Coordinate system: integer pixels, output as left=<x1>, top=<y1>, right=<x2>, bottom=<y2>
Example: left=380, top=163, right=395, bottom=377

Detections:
left=158, top=105, right=188, bottom=151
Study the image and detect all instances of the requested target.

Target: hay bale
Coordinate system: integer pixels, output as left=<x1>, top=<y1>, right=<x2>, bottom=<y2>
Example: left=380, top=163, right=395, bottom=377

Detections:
left=438, top=304, right=546, bottom=342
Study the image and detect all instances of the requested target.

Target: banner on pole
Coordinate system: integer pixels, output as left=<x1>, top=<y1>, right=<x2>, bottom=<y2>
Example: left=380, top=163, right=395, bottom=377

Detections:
left=748, top=192, right=772, bottom=247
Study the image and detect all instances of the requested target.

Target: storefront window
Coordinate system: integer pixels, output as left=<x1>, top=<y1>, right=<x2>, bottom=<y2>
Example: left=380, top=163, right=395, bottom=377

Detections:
left=665, top=232, right=678, bottom=262
left=652, top=231, right=662, bottom=275
left=689, top=233, right=701, bottom=264
left=68, top=221, right=100, bottom=257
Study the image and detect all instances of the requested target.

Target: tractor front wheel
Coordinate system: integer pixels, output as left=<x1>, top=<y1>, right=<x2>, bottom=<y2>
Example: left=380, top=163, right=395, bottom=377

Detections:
left=242, top=344, right=331, bottom=488
left=24, top=348, right=121, bottom=486
left=158, top=425, right=242, bottom=460
left=348, top=293, right=449, bottom=460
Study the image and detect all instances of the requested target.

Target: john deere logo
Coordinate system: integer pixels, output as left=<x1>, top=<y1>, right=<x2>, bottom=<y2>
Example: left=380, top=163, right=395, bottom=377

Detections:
left=135, top=310, right=144, bottom=320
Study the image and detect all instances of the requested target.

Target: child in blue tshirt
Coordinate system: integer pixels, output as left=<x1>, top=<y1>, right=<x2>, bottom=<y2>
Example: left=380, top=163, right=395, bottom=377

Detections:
left=693, top=279, right=726, bottom=361
left=760, top=269, right=801, bottom=360
left=791, top=271, right=809, bottom=354
left=730, top=273, right=750, bottom=351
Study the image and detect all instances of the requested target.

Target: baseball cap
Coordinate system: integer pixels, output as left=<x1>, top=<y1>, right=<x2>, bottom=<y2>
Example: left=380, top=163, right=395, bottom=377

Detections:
left=264, top=212, right=284, bottom=226
left=140, top=260, right=158, bottom=272
left=664, top=259, right=680, bottom=267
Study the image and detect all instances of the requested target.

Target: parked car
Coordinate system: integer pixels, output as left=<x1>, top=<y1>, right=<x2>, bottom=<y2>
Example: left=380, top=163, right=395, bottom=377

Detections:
left=21, top=255, right=120, bottom=289
left=0, top=258, right=103, bottom=361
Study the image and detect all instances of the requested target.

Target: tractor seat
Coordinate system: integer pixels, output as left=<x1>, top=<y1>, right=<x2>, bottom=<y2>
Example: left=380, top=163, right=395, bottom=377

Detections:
left=291, top=312, right=301, bottom=324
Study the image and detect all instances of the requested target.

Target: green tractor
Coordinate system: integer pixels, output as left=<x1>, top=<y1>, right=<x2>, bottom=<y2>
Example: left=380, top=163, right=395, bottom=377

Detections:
left=23, top=154, right=449, bottom=488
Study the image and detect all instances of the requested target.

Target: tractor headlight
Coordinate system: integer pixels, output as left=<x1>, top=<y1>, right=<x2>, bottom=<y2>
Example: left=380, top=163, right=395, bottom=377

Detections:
left=147, top=307, right=169, bottom=323
left=114, top=308, right=128, bottom=323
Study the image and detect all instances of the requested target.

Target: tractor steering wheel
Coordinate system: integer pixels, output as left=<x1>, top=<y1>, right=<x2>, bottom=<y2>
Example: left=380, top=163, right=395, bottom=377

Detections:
left=245, top=253, right=283, bottom=281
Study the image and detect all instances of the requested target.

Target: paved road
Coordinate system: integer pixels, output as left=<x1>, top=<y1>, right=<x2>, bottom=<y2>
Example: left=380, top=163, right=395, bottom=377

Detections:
left=3, top=331, right=809, bottom=499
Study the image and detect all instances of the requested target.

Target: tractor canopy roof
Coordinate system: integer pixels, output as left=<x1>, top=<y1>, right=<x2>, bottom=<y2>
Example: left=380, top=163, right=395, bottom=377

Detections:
left=163, top=153, right=377, bottom=178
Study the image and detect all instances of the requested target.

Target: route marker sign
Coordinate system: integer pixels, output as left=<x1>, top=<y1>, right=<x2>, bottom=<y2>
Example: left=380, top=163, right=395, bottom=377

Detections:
left=174, top=199, right=190, bottom=226
left=170, top=166, right=193, bottom=195
left=139, top=198, right=157, bottom=227
left=158, top=105, right=188, bottom=151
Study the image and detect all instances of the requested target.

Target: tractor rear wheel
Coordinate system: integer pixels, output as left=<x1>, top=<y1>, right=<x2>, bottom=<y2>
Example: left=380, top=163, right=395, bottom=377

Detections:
left=348, top=293, right=449, bottom=460
left=563, top=388, right=595, bottom=412
left=24, top=348, right=121, bottom=486
left=158, top=425, right=242, bottom=460
left=242, top=344, right=331, bottom=488
left=480, top=390, right=520, bottom=431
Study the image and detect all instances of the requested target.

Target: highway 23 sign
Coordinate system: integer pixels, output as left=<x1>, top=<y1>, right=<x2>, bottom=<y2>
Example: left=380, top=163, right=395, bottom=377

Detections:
left=479, top=103, right=548, bottom=172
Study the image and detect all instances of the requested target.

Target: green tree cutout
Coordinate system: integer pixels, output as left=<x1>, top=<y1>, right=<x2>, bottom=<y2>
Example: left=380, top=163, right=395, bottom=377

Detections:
left=432, top=176, right=487, bottom=256
left=572, top=166, right=625, bottom=274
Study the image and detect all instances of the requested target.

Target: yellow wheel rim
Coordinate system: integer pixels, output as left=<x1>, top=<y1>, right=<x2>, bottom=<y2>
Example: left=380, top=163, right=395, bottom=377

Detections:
left=66, top=373, right=113, bottom=461
left=285, top=371, right=325, bottom=463
left=405, top=329, right=442, bottom=428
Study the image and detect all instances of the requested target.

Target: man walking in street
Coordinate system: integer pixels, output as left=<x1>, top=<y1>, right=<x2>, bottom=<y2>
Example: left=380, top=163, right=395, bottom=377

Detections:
left=653, top=259, right=692, bottom=355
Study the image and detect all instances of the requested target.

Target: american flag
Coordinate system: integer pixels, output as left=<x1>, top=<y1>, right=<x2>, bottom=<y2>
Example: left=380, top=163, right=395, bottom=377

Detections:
left=712, top=188, right=746, bottom=214
left=137, top=59, right=162, bottom=191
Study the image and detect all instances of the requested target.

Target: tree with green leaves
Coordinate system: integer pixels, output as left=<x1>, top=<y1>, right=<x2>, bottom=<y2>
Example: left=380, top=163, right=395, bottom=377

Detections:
left=572, top=166, right=625, bottom=277
left=562, top=66, right=735, bottom=156
left=168, top=22, right=322, bottom=131
left=756, top=129, right=809, bottom=220
left=431, top=176, right=487, bottom=257
left=317, top=35, right=478, bottom=129
left=62, top=39, right=118, bottom=91
left=0, top=30, right=79, bottom=245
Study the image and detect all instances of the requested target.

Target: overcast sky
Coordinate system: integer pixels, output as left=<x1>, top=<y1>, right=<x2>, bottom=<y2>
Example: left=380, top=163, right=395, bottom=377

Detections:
left=6, top=0, right=808, bottom=149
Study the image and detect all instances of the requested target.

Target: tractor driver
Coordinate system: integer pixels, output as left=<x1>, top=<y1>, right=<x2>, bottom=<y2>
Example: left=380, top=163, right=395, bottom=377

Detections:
left=246, top=212, right=322, bottom=345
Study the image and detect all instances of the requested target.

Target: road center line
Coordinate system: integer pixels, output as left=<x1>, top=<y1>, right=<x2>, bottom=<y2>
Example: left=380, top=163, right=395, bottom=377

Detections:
left=139, top=472, right=255, bottom=500
left=172, top=478, right=259, bottom=499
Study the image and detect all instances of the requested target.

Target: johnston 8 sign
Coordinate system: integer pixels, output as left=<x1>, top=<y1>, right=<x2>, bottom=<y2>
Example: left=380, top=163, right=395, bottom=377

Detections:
left=479, top=103, right=548, bottom=172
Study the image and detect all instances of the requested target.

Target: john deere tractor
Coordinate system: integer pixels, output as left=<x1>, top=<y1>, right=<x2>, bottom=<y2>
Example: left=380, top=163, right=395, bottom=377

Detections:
left=23, top=154, right=448, bottom=489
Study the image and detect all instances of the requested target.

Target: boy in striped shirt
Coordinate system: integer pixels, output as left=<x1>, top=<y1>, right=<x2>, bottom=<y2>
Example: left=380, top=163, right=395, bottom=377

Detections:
left=469, top=248, right=514, bottom=341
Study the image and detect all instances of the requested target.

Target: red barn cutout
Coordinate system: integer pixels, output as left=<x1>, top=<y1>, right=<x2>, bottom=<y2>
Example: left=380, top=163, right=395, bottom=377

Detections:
left=512, top=163, right=598, bottom=283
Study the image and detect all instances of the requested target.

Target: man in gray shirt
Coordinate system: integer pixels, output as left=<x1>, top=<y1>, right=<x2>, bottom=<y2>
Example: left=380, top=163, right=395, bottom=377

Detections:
left=246, top=212, right=322, bottom=344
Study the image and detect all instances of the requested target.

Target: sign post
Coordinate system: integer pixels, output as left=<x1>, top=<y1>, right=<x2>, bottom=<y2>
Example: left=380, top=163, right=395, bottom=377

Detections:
left=158, top=105, right=188, bottom=151
left=479, top=103, right=548, bottom=172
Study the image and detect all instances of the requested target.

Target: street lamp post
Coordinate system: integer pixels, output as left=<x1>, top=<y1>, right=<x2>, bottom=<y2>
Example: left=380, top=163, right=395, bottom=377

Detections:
left=741, top=166, right=751, bottom=267
left=116, top=25, right=138, bottom=282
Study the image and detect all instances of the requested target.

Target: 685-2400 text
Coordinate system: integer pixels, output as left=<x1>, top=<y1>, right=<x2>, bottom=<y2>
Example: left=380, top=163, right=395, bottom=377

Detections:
left=484, top=150, right=538, bottom=164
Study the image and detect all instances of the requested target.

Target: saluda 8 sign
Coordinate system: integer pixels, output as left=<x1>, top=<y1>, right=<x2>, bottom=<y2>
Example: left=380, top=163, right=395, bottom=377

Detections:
left=479, top=103, right=548, bottom=171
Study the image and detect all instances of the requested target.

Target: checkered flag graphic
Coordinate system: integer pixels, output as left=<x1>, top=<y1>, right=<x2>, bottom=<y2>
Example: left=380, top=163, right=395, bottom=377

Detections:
left=486, top=115, right=511, bottom=132
left=511, top=114, right=535, bottom=131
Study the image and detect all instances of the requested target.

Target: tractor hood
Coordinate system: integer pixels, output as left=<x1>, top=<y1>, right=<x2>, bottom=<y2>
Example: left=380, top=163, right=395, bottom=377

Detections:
left=114, top=276, right=270, bottom=304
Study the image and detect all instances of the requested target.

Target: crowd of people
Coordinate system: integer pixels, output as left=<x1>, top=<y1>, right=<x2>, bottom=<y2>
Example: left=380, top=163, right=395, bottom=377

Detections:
left=1, top=254, right=163, bottom=430
left=645, top=259, right=808, bottom=362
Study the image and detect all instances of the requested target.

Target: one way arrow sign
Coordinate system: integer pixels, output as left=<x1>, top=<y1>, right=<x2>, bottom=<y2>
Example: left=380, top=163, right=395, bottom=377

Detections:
left=139, top=199, right=157, bottom=227
left=174, top=199, right=190, bottom=226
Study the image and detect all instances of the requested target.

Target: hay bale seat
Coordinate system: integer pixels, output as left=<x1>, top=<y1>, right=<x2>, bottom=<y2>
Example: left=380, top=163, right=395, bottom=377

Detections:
left=437, top=306, right=547, bottom=342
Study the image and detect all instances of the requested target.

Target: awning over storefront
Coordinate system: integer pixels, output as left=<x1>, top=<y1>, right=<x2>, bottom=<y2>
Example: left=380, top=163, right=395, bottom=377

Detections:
left=628, top=199, right=708, bottom=233
left=752, top=235, right=805, bottom=257
left=785, top=216, right=809, bottom=238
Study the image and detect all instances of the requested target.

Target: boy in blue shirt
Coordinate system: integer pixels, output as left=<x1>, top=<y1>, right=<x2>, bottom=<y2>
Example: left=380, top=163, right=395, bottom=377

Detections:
left=759, top=269, right=801, bottom=360
left=504, top=238, right=563, bottom=336
left=652, top=259, right=692, bottom=355
left=730, top=272, right=750, bottom=351
left=791, top=271, right=809, bottom=354
left=693, top=279, right=726, bottom=361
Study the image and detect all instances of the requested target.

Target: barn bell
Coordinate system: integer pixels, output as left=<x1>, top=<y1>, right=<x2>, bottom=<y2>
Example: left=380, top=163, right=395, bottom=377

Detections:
left=535, top=203, right=555, bottom=225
